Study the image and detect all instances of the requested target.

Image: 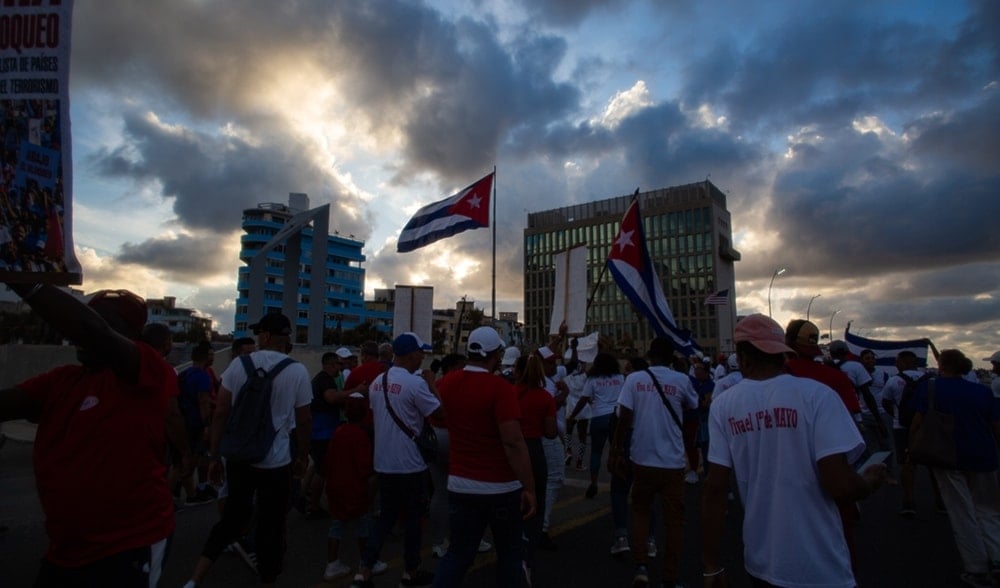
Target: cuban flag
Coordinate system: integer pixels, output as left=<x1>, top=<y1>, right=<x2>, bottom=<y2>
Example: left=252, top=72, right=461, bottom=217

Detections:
left=607, top=196, right=697, bottom=355
left=844, top=322, right=929, bottom=369
left=397, top=172, right=493, bottom=253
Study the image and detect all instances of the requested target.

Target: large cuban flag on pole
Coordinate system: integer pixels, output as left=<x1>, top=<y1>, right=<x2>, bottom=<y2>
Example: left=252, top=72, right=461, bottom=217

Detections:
left=397, top=172, right=494, bottom=253
left=607, top=195, right=697, bottom=355
left=844, top=322, right=930, bottom=369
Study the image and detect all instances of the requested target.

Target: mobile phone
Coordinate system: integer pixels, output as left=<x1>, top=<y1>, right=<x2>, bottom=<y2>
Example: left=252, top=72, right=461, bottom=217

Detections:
left=856, top=450, right=891, bottom=472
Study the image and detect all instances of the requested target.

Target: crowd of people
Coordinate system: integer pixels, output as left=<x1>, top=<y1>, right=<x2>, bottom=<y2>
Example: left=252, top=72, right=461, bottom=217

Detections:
left=0, top=284, right=998, bottom=587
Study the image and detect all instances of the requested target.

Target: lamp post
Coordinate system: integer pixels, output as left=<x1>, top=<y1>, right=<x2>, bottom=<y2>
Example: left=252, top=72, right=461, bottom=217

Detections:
left=806, top=294, right=822, bottom=321
left=767, top=267, right=786, bottom=317
left=829, top=309, right=840, bottom=342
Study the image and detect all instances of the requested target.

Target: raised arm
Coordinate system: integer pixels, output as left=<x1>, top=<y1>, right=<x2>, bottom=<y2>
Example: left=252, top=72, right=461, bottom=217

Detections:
left=6, top=284, right=139, bottom=380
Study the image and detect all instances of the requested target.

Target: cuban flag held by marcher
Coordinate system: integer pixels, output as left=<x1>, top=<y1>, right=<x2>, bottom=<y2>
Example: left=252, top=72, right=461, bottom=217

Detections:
left=607, top=197, right=697, bottom=355
left=844, top=322, right=929, bottom=369
left=397, top=172, right=493, bottom=253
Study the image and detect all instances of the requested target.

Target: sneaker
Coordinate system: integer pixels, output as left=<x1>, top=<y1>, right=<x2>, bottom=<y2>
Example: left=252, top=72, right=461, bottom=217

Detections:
left=324, top=560, right=352, bottom=581
left=684, top=470, right=699, bottom=484
left=610, top=536, right=631, bottom=556
left=231, top=540, right=258, bottom=573
left=305, top=506, right=330, bottom=520
left=372, top=561, right=389, bottom=576
left=432, top=542, right=448, bottom=558
left=575, top=458, right=586, bottom=471
left=898, top=506, right=917, bottom=519
left=349, top=574, right=374, bottom=588
left=539, top=532, right=557, bottom=551
left=399, top=568, right=434, bottom=587
left=585, top=483, right=598, bottom=499
left=647, top=540, right=657, bottom=558
left=959, top=572, right=993, bottom=587
left=633, top=564, right=649, bottom=587
left=185, top=490, right=215, bottom=506
left=478, top=538, right=493, bottom=553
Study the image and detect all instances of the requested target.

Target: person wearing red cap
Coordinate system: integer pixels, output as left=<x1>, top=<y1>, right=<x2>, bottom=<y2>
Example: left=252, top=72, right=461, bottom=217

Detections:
left=702, top=314, right=887, bottom=588
left=1, top=284, right=178, bottom=587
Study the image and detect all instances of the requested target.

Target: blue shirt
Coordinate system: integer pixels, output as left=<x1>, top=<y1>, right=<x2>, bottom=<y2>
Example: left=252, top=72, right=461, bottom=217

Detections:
left=913, top=376, right=1000, bottom=472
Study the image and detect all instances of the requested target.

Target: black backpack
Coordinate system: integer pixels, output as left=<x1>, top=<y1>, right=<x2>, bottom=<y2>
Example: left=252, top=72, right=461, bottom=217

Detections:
left=897, top=372, right=930, bottom=429
left=220, top=355, right=297, bottom=465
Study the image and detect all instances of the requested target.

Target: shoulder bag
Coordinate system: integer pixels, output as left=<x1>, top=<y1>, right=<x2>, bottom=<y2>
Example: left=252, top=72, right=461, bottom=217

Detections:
left=908, top=378, right=958, bottom=469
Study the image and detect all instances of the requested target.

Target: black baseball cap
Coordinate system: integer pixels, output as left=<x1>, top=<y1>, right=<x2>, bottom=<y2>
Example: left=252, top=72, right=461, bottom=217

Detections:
left=248, top=313, right=292, bottom=336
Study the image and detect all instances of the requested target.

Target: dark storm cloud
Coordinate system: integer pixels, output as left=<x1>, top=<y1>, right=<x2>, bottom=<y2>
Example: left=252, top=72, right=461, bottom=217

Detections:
left=74, top=0, right=582, bottom=188
left=761, top=94, right=1000, bottom=279
left=88, top=111, right=370, bottom=237
left=681, top=2, right=998, bottom=133
left=117, top=233, right=236, bottom=282
left=505, top=0, right=631, bottom=26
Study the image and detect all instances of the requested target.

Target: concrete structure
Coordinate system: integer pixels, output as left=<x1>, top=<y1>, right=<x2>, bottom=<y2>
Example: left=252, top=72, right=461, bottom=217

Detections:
left=234, top=193, right=391, bottom=345
left=524, top=180, right=740, bottom=357
left=147, top=296, right=212, bottom=340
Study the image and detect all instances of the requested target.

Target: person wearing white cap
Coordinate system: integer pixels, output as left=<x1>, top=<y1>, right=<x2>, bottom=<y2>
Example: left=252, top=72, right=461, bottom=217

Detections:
left=713, top=354, right=743, bottom=395
left=500, top=346, right=521, bottom=382
left=984, top=351, right=1000, bottom=398
left=335, top=347, right=356, bottom=381
left=433, top=326, right=536, bottom=587
left=702, top=314, right=887, bottom=588
left=352, top=332, right=440, bottom=588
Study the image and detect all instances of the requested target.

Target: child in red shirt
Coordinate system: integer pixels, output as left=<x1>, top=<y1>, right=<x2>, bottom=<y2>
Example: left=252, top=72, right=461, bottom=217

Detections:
left=322, top=393, right=386, bottom=580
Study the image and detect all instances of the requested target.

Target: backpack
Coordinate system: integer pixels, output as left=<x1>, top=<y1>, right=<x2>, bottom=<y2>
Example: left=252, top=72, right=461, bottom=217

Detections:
left=220, top=355, right=297, bottom=465
left=897, top=371, right=930, bottom=429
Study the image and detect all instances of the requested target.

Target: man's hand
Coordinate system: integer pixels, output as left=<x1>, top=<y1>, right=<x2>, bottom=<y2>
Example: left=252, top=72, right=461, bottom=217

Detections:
left=860, top=462, right=889, bottom=494
left=520, top=489, right=537, bottom=520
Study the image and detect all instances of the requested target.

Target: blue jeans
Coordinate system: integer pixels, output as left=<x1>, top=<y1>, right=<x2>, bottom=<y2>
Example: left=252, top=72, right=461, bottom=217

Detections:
left=433, top=489, right=524, bottom=587
left=363, top=471, right=430, bottom=573
left=589, top=413, right=612, bottom=475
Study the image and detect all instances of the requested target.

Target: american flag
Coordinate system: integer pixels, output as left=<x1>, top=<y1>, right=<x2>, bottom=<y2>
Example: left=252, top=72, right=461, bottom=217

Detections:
left=704, top=289, right=729, bottom=305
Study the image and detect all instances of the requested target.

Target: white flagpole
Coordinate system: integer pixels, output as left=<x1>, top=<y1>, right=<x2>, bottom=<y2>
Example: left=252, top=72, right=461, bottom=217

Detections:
left=491, top=165, right=497, bottom=320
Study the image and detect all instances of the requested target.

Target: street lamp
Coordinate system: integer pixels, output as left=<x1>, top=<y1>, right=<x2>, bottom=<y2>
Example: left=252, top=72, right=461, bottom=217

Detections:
left=806, top=294, right=822, bottom=321
left=829, top=309, right=840, bottom=342
left=767, top=267, right=786, bottom=317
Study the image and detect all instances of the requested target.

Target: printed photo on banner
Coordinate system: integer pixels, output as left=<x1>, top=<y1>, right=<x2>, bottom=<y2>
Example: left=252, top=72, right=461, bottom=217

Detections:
left=0, top=0, right=81, bottom=284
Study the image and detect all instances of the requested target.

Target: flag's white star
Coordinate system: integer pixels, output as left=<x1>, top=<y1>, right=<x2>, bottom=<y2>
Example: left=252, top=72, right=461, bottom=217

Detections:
left=467, top=194, right=482, bottom=208
left=615, top=229, right=634, bottom=251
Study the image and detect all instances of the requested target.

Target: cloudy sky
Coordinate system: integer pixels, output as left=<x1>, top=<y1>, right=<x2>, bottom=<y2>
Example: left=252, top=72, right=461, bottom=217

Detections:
left=65, top=0, right=999, bottom=366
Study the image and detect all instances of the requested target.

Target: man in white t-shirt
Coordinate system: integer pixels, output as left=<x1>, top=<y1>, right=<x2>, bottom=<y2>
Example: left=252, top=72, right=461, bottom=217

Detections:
left=830, top=340, right=886, bottom=459
left=188, top=312, right=313, bottom=587
left=353, top=333, right=441, bottom=588
left=880, top=350, right=944, bottom=518
left=702, top=314, right=887, bottom=588
left=713, top=353, right=742, bottom=396
left=611, top=337, right=698, bottom=588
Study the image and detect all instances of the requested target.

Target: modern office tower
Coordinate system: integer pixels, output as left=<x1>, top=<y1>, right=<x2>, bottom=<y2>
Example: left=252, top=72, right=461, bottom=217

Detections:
left=524, top=181, right=740, bottom=357
left=234, top=193, right=390, bottom=345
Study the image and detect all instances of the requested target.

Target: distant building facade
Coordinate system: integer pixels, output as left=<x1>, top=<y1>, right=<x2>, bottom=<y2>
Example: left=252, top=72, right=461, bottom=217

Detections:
left=234, top=193, right=391, bottom=345
left=524, top=181, right=740, bottom=357
left=147, top=296, right=213, bottom=339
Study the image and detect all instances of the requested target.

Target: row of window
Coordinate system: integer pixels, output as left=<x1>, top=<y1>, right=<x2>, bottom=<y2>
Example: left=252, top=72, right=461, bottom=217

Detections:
left=525, top=207, right=714, bottom=256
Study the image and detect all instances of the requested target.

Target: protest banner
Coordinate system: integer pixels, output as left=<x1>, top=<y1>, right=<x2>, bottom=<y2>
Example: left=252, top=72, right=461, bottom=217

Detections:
left=0, top=0, right=81, bottom=284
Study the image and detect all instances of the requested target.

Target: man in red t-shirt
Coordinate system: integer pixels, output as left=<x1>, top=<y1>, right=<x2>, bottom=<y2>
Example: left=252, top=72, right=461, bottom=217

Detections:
left=783, top=318, right=867, bottom=573
left=433, top=326, right=536, bottom=587
left=344, top=341, right=392, bottom=391
left=0, top=285, right=177, bottom=587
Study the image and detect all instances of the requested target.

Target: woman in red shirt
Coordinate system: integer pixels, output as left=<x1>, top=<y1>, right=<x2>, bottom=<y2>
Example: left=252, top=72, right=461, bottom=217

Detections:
left=513, top=354, right=557, bottom=577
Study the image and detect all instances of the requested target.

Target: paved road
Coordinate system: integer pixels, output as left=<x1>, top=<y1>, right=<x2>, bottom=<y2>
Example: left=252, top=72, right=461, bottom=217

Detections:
left=0, top=436, right=970, bottom=587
